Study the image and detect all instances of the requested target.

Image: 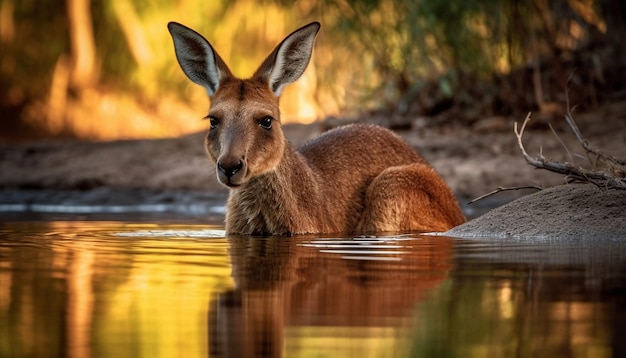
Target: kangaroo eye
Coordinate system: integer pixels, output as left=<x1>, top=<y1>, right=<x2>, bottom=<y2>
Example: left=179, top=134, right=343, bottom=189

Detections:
left=207, top=116, right=219, bottom=129
left=259, top=116, right=273, bottom=130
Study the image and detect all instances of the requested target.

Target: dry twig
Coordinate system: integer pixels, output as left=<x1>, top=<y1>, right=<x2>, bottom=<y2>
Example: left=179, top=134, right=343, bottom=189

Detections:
left=564, top=92, right=626, bottom=167
left=515, top=112, right=626, bottom=189
left=469, top=185, right=544, bottom=204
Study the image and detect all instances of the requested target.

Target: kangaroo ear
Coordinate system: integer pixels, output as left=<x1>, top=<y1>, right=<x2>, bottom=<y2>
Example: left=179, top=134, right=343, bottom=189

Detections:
left=254, top=22, right=320, bottom=96
left=167, top=22, right=232, bottom=96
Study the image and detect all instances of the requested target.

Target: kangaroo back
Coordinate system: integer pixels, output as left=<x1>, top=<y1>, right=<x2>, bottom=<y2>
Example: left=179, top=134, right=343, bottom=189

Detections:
left=167, top=21, right=465, bottom=235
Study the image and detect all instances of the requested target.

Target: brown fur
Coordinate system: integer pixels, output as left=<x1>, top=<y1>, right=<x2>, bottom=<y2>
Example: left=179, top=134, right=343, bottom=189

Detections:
left=168, top=21, right=465, bottom=235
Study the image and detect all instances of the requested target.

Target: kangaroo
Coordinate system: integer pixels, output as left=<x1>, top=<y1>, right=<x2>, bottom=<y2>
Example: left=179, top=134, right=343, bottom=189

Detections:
left=167, top=21, right=465, bottom=235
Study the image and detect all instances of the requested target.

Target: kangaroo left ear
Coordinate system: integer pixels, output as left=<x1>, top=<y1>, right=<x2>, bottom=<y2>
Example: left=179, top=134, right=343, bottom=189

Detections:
left=167, top=21, right=233, bottom=97
left=253, top=22, right=320, bottom=96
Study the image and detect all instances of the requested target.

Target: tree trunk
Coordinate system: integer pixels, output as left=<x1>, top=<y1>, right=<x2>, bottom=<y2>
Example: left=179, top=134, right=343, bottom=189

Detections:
left=67, top=0, right=97, bottom=89
left=599, top=0, right=626, bottom=63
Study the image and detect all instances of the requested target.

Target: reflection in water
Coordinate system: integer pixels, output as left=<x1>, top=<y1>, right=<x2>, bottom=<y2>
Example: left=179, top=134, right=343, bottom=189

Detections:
left=0, top=221, right=625, bottom=357
left=210, top=235, right=452, bottom=357
left=415, top=241, right=626, bottom=358
left=68, top=241, right=94, bottom=358
left=0, top=221, right=233, bottom=358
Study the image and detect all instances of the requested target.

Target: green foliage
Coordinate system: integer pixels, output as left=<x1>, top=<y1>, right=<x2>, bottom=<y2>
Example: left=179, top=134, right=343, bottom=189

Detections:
left=312, top=0, right=535, bottom=109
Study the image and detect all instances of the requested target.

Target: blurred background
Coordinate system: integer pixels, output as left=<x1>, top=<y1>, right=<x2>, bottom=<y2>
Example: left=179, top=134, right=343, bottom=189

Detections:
left=0, top=0, right=624, bottom=141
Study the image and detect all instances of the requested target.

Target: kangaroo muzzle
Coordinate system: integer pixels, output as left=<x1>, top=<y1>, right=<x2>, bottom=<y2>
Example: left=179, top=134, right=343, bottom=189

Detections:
left=217, top=155, right=246, bottom=187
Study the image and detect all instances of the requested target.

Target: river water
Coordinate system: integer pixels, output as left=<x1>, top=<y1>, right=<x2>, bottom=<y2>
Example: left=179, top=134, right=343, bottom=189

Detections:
left=1, top=217, right=625, bottom=357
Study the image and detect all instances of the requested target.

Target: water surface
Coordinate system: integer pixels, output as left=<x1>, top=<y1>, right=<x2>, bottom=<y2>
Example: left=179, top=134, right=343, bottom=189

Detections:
left=1, top=219, right=624, bottom=357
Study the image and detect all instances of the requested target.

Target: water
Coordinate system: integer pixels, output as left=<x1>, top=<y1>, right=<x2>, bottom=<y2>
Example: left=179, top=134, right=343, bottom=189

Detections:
left=1, top=219, right=625, bottom=358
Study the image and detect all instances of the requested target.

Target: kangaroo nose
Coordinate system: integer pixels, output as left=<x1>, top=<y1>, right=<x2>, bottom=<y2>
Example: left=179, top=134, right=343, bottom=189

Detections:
left=218, top=160, right=243, bottom=178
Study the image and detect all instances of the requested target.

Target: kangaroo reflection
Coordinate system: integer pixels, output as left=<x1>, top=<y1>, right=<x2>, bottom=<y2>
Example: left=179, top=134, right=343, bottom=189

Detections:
left=209, top=235, right=453, bottom=357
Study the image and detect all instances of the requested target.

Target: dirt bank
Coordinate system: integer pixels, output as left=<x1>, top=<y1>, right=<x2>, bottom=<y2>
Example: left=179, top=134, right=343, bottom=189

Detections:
left=445, top=184, right=626, bottom=241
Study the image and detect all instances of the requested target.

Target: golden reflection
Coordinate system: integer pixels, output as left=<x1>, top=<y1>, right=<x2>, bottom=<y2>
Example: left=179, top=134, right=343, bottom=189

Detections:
left=17, top=279, right=35, bottom=357
left=285, top=326, right=409, bottom=357
left=497, top=282, right=514, bottom=319
left=93, top=236, right=234, bottom=358
left=0, top=222, right=234, bottom=358
left=549, top=301, right=610, bottom=347
left=67, top=245, right=94, bottom=358
left=0, top=261, right=11, bottom=311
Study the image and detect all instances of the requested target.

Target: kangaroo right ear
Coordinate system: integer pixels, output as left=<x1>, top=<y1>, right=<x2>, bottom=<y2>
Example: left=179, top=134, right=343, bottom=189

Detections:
left=254, top=22, right=320, bottom=96
left=167, top=22, right=231, bottom=96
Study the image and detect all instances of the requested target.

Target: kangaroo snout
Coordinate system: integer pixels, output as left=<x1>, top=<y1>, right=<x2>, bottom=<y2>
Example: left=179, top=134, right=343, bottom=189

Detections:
left=217, top=157, right=246, bottom=187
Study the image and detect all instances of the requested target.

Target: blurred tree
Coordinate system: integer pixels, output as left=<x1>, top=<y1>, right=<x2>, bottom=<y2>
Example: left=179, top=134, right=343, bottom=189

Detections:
left=67, top=0, right=97, bottom=89
left=598, top=0, right=626, bottom=82
left=0, top=0, right=622, bottom=140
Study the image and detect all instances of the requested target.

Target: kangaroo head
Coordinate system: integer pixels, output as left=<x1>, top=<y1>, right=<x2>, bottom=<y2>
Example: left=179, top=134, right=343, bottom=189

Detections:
left=168, top=21, right=320, bottom=188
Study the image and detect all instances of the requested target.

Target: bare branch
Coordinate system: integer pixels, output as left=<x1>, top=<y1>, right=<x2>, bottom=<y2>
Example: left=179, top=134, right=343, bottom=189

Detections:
left=515, top=113, right=571, bottom=175
left=469, top=185, right=544, bottom=204
left=563, top=110, right=626, bottom=166
left=514, top=112, right=626, bottom=190
left=548, top=122, right=574, bottom=164
left=563, top=83, right=626, bottom=166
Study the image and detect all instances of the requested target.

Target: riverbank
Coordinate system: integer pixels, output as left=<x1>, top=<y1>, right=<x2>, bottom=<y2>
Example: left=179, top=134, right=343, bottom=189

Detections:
left=1, top=101, right=625, bottom=225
